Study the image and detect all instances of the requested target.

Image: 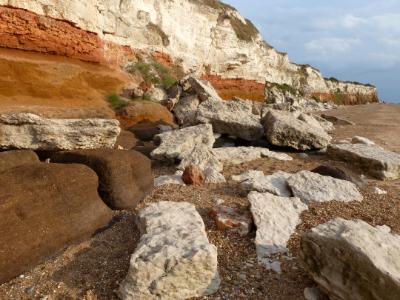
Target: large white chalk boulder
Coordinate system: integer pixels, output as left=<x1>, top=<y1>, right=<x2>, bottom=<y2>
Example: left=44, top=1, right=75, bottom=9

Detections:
left=328, top=143, right=400, bottom=180
left=151, top=124, right=215, bottom=161
left=300, top=218, right=400, bottom=300
left=264, top=110, right=332, bottom=150
left=119, top=201, right=220, bottom=299
left=287, top=171, right=363, bottom=204
left=197, top=98, right=264, bottom=141
left=0, top=113, right=120, bottom=150
left=249, top=192, right=308, bottom=270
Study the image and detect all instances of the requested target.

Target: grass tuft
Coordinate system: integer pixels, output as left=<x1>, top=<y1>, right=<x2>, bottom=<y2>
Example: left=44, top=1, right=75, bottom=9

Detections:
left=106, top=93, right=128, bottom=110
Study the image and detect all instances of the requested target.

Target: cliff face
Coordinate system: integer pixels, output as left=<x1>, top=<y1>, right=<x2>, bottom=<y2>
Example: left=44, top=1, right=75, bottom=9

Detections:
left=0, top=0, right=378, bottom=104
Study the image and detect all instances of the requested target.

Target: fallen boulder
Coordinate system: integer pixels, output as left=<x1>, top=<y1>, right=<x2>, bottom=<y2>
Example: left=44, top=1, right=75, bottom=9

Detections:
left=287, top=171, right=362, bottom=204
left=328, top=143, right=400, bottom=180
left=151, top=124, right=215, bottom=161
left=173, top=95, right=201, bottom=126
left=300, top=218, right=400, bottom=300
left=197, top=98, right=264, bottom=141
left=119, top=201, right=220, bottom=299
left=51, top=150, right=153, bottom=210
left=0, top=113, right=120, bottom=150
left=264, top=110, right=331, bottom=150
left=0, top=163, right=112, bottom=284
left=114, top=130, right=138, bottom=150
left=0, top=150, right=39, bottom=172
left=117, top=101, right=175, bottom=129
left=180, top=77, right=222, bottom=102
left=249, top=191, right=308, bottom=272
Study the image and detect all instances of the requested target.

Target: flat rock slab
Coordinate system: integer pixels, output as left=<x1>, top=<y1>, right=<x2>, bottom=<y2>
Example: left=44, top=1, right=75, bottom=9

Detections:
left=249, top=192, right=308, bottom=271
left=0, top=113, right=120, bottom=150
left=0, top=163, right=112, bottom=284
left=51, top=150, right=153, bottom=210
left=300, top=218, right=400, bottom=300
left=264, top=110, right=331, bottom=150
left=197, top=98, right=264, bottom=141
left=212, top=147, right=292, bottom=165
left=242, top=171, right=292, bottom=197
left=119, top=201, right=220, bottom=299
left=287, top=171, right=362, bottom=204
left=328, top=143, right=400, bottom=180
left=151, top=124, right=215, bottom=161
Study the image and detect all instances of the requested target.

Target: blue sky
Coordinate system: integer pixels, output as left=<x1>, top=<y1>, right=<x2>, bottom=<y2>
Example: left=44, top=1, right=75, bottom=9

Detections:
left=224, top=0, right=400, bottom=103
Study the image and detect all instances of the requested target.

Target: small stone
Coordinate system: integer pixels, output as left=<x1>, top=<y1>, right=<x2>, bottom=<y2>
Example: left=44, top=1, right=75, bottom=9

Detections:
left=213, top=198, right=225, bottom=205
left=352, top=135, right=377, bottom=146
left=304, top=287, right=326, bottom=300
left=373, top=187, right=387, bottom=195
left=182, top=165, right=205, bottom=186
left=209, top=206, right=253, bottom=236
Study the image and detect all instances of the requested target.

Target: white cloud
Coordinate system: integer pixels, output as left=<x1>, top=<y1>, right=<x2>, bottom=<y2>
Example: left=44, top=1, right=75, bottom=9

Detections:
left=311, top=14, right=366, bottom=30
left=305, top=38, right=360, bottom=55
left=342, top=14, right=366, bottom=28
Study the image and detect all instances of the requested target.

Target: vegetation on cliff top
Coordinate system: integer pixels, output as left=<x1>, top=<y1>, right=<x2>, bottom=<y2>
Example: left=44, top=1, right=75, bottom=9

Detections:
left=325, top=77, right=375, bottom=88
left=229, top=17, right=259, bottom=42
left=191, top=0, right=236, bottom=11
left=191, top=0, right=259, bottom=42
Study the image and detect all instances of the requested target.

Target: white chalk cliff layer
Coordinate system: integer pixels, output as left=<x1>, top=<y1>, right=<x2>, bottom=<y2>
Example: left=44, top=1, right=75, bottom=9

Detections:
left=0, top=0, right=378, bottom=103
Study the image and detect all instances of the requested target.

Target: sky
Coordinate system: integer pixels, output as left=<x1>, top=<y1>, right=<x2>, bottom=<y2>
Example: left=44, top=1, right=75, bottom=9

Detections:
left=224, top=0, right=400, bottom=103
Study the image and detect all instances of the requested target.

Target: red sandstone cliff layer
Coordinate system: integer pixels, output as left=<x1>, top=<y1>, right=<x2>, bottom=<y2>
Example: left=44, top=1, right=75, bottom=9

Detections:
left=0, top=6, right=134, bottom=65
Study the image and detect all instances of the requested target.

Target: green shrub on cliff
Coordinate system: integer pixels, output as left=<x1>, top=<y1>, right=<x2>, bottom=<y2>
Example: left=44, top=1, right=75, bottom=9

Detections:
left=127, top=59, right=177, bottom=90
left=106, top=93, right=129, bottom=109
